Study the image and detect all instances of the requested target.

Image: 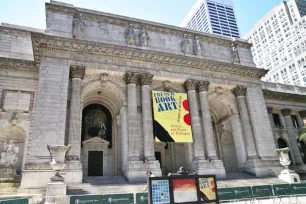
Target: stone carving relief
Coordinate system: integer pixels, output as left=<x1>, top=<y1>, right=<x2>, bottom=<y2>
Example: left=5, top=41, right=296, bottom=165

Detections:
left=193, top=36, right=202, bottom=56
left=139, top=73, right=153, bottom=86
left=124, top=24, right=136, bottom=45
left=139, top=27, right=150, bottom=47
left=0, top=140, right=19, bottom=166
left=215, top=87, right=224, bottom=99
left=221, top=131, right=234, bottom=145
left=9, top=112, right=19, bottom=125
left=70, top=65, right=86, bottom=79
left=72, top=13, right=86, bottom=38
left=181, top=34, right=190, bottom=54
left=231, top=42, right=240, bottom=64
left=100, top=73, right=109, bottom=86
left=163, top=81, right=171, bottom=91
left=125, top=72, right=139, bottom=84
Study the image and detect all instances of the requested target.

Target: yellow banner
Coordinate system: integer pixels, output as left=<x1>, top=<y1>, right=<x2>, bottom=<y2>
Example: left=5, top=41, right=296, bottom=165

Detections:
left=152, top=90, right=193, bottom=143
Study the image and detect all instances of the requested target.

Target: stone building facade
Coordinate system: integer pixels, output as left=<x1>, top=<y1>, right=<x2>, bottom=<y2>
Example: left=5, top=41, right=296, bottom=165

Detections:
left=0, top=1, right=305, bottom=192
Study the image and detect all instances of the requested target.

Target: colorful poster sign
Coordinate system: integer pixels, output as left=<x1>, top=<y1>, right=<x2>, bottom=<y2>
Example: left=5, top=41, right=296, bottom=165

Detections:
left=152, top=91, right=193, bottom=143
left=198, top=177, right=217, bottom=201
left=151, top=180, right=170, bottom=204
left=172, top=179, right=198, bottom=203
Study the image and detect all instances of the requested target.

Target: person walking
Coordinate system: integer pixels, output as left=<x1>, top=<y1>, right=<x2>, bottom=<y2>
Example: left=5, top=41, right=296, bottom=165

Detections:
left=143, top=171, right=155, bottom=192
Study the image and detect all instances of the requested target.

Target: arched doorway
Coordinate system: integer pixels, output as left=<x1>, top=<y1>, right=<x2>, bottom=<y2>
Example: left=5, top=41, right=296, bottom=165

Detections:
left=277, top=138, right=288, bottom=149
left=81, top=104, right=113, bottom=177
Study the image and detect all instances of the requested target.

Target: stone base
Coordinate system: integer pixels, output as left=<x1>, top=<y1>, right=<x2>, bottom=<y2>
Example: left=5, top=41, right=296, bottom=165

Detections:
left=278, top=169, right=301, bottom=184
left=45, top=182, right=68, bottom=204
left=191, top=160, right=226, bottom=179
left=123, top=160, right=161, bottom=183
left=0, top=165, right=18, bottom=182
left=0, top=182, right=20, bottom=195
left=244, top=159, right=283, bottom=177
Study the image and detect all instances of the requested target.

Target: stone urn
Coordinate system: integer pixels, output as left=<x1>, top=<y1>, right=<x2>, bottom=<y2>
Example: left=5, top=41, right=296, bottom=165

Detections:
left=47, top=144, right=71, bottom=182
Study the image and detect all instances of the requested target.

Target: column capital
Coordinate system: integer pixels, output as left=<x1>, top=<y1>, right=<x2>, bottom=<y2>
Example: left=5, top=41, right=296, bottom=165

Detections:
left=197, top=81, right=210, bottom=92
left=281, top=108, right=292, bottom=117
left=267, top=107, right=273, bottom=114
left=299, top=110, right=306, bottom=118
left=232, top=85, right=247, bottom=97
left=139, top=73, right=154, bottom=86
left=125, top=72, right=139, bottom=84
left=184, top=79, right=197, bottom=91
left=70, top=65, right=86, bottom=79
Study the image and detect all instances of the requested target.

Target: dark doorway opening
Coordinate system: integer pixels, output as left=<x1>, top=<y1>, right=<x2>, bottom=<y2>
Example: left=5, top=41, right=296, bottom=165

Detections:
left=155, top=152, right=162, bottom=168
left=88, top=151, right=103, bottom=176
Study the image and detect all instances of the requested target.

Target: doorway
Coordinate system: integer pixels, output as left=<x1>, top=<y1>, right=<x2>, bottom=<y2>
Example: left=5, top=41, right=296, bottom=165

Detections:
left=155, top=152, right=162, bottom=168
left=88, top=151, right=103, bottom=176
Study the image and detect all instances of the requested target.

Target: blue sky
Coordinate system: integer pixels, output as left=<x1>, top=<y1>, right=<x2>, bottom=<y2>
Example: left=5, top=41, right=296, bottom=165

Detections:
left=0, top=0, right=282, bottom=37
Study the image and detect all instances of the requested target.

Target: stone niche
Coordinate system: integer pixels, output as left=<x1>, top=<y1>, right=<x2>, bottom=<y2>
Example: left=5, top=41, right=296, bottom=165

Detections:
left=81, top=137, right=110, bottom=177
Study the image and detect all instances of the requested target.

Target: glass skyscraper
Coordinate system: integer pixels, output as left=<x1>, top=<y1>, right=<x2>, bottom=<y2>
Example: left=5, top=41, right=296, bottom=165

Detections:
left=181, top=0, right=240, bottom=38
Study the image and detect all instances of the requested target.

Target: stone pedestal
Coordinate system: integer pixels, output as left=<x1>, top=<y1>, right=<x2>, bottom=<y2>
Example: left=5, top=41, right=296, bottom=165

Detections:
left=244, top=159, right=283, bottom=177
left=45, top=182, right=68, bottom=204
left=278, top=169, right=301, bottom=184
left=191, top=160, right=226, bottom=179
left=123, top=160, right=161, bottom=183
left=0, top=165, right=17, bottom=182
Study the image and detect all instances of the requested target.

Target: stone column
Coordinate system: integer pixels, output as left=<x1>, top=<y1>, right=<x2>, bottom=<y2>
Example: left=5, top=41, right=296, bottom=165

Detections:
left=299, top=110, right=306, bottom=145
left=67, top=65, right=85, bottom=161
left=267, top=107, right=278, bottom=146
left=197, top=81, right=218, bottom=160
left=125, top=72, right=140, bottom=161
left=297, top=111, right=305, bottom=129
left=140, top=73, right=156, bottom=161
left=232, top=85, right=258, bottom=160
left=281, top=109, right=304, bottom=166
left=184, top=80, right=206, bottom=160
left=120, top=106, right=128, bottom=167
left=230, top=113, right=248, bottom=167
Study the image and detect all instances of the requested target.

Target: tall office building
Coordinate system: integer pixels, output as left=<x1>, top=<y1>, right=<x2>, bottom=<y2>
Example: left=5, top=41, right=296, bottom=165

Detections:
left=181, top=0, right=240, bottom=38
left=245, top=0, right=306, bottom=86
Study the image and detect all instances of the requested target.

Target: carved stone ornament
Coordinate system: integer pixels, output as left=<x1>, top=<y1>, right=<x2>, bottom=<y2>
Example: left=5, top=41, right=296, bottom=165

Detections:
left=267, top=107, right=273, bottom=114
left=181, top=34, right=190, bottom=54
left=197, top=81, right=210, bottom=92
left=184, top=79, right=197, bottom=91
left=215, top=86, right=224, bottom=98
left=163, top=81, right=171, bottom=91
left=0, top=140, right=19, bottom=166
left=72, top=13, right=86, bottom=38
left=100, top=73, right=109, bottom=84
left=232, top=85, right=247, bottom=97
left=139, top=27, right=150, bottom=47
left=193, top=36, right=202, bottom=56
left=9, top=112, right=19, bottom=125
left=139, top=73, right=154, bottom=86
left=70, top=65, right=86, bottom=79
left=125, top=72, right=139, bottom=84
left=275, top=147, right=291, bottom=169
left=124, top=24, right=136, bottom=45
left=231, top=42, right=240, bottom=64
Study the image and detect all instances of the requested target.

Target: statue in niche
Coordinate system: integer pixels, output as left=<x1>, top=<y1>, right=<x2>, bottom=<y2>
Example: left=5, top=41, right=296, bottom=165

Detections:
left=0, top=140, right=19, bottom=165
left=193, top=36, right=202, bottom=56
left=84, top=109, right=108, bottom=140
left=181, top=34, right=190, bottom=54
left=72, top=13, right=86, bottom=38
left=231, top=43, right=240, bottom=63
left=139, top=27, right=150, bottom=47
left=124, top=24, right=136, bottom=45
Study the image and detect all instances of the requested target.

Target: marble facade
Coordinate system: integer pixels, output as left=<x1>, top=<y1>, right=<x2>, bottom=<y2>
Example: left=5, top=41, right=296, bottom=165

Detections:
left=0, top=1, right=305, bottom=192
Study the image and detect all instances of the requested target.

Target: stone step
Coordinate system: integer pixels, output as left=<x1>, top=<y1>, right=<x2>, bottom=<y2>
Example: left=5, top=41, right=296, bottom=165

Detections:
left=0, top=183, right=20, bottom=195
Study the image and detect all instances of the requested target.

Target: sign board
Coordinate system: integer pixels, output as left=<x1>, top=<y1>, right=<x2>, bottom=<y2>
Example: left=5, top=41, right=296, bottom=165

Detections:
left=217, top=188, right=236, bottom=201
left=149, top=175, right=219, bottom=204
left=252, top=185, right=274, bottom=198
left=0, top=199, right=28, bottom=204
left=152, top=91, right=193, bottom=143
left=70, top=194, right=134, bottom=204
left=273, top=184, right=294, bottom=196
left=70, top=195, right=103, bottom=204
left=135, top=193, right=149, bottom=204
left=291, top=183, right=306, bottom=195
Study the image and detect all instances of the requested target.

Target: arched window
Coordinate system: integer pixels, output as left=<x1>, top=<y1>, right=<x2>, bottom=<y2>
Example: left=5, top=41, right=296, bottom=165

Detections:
left=82, top=104, right=112, bottom=148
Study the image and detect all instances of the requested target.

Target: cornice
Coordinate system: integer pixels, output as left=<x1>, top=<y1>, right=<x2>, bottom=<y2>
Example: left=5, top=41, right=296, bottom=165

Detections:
left=45, top=3, right=251, bottom=48
left=0, top=57, right=38, bottom=73
left=263, top=89, right=306, bottom=102
left=31, top=33, right=266, bottom=79
left=0, top=26, right=31, bottom=37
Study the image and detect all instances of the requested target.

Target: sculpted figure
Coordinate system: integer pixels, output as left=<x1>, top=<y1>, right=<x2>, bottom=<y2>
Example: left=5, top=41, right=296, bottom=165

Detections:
left=181, top=34, right=190, bottom=54
left=0, top=140, right=19, bottom=165
left=275, top=147, right=291, bottom=168
left=72, top=13, right=86, bottom=38
left=124, top=24, right=136, bottom=45
left=193, top=36, right=202, bottom=56
left=231, top=43, right=240, bottom=63
left=139, top=27, right=150, bottom=47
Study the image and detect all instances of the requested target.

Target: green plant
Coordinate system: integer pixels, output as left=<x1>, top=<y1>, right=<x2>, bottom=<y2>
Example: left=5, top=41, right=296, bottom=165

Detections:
left=299, top=126, right=306, bottom=141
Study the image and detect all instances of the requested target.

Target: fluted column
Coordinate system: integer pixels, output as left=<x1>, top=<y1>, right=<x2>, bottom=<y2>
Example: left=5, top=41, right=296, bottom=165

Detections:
left=281, top=109, right=304, bottom=165
left=184, top=80, right=206, bottom=160
left=230, top=113, right=248, bottom=166
left=197, top=81, right=218, bottom=160
left=125, top=72, right=140, bottom=161
left=121, top=106, right=128, bottom=167
left=232, top=85, right=258, bottom=160
left=67, top=65, right=85, bottom=161
left=140, top=73, right=156, bottom=161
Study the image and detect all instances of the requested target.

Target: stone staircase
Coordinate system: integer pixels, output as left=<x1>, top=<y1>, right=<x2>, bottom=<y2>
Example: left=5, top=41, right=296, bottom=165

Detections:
left=67, top=174, right=287, bottom=195
left=0, top=183, right=20, bottom=195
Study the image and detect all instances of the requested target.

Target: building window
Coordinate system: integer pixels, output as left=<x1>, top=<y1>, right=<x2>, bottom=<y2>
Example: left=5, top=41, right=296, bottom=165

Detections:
left=291, top=115, right=299, bottom=128
left=273, top=114, right=282, bottom=128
